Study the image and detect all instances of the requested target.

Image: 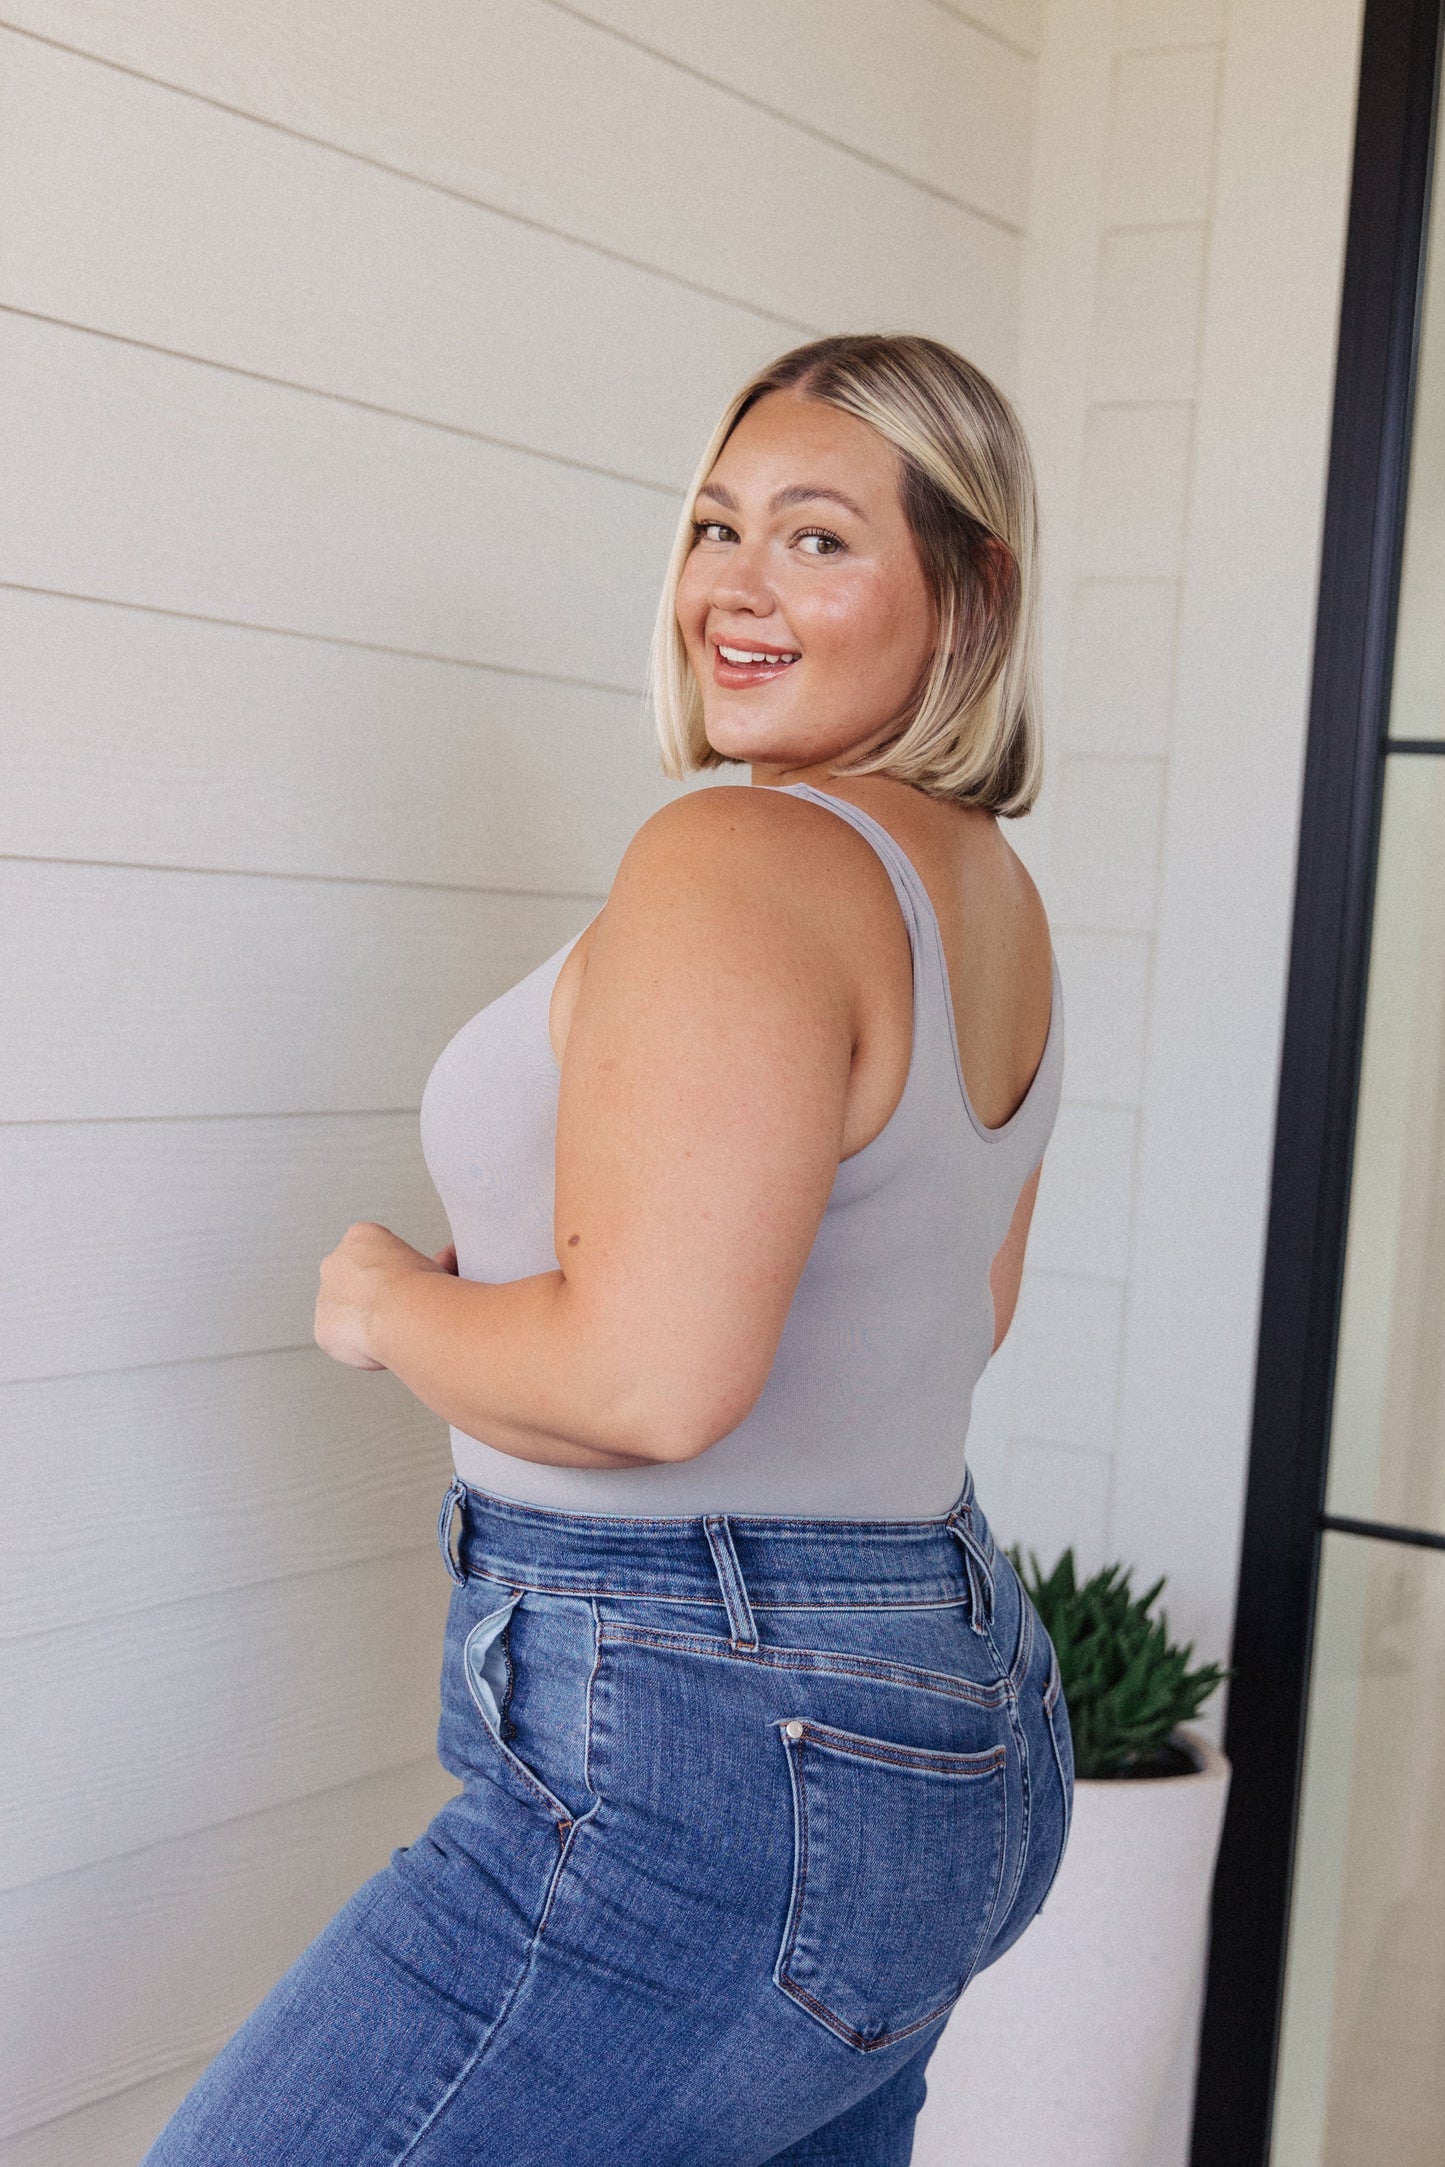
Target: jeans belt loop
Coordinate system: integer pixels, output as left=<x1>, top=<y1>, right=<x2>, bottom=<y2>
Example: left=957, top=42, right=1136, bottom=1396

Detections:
left=946, top=1506, right=994, bottom=1635
left=971, top=1524, right=997, bottom=1620
left=437, top=1475, right=468, bottom=1586
left=702, top=1514, right=759, bottom=1651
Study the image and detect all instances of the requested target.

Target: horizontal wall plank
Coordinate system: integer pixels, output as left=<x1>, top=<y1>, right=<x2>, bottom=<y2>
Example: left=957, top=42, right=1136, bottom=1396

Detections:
left=1, top=2, right=1018, bottom=369
left=1, top=1547, right=450, bottom=1890
left=0, top=1352, right=452, bottom=1640
left=0, top=312, right=674, bottom=685
left=0, top=1756, right=457, bottom=2139
left=0, top=31, right=780, bottom=492
left=559, top=0, right=1034, bottom=227
left=0, top=2056, right=209, bottom=2167
left=965, top=0, right=1043, bottom=52
left=0, top=1113, right=447, bottom=1383
left=2, top=861, right=593, bottom=1120
left=1, top=591, right=694, bottom=887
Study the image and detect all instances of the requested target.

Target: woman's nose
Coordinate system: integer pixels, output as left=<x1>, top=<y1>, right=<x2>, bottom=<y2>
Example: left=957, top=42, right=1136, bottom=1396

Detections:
left=708, top=538, right=775, bottom=611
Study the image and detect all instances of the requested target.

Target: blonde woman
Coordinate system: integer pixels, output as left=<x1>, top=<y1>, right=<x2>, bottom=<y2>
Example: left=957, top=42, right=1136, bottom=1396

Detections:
left=145, top=334, right=1071, bottom=2167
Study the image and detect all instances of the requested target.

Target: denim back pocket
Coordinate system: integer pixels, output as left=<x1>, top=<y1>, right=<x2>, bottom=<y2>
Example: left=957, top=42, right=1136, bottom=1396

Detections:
left=773, top=1717, right=1008, bottom=2052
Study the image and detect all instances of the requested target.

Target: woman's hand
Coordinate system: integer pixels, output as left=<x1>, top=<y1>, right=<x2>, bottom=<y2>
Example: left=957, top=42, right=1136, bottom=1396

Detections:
left=314, top=1221, right=456, bottom=1370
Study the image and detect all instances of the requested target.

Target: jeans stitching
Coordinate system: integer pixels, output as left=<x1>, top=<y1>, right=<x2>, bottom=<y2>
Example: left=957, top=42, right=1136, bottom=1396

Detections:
left=582, top=1596, right=602, bottom=1808
left=703, top=1515, right=759, bottom=1650
left=1043, top=1645, right=1074, bottom=1862
left=779, top=1975, right=957, bottom=2054
left=964, top=1578, right=1031, bottom=1936
left=598, top=1621, right=1013, bottom=1708
left=995, top=1593, right=1039, bottom=1922
left=792, top=1721, right=1007, bottom=1777
left=535, top=1622, right=605, bottom=1938
left=390, top=1812, right=584, bottom=2163
left=437, top=1477, right=467, bottom=1585
left=1009, top=1590, right=1036, bottom=1696
left=775, top=1726, right=810, bottom=2006
left=462, top=1602, right=574, bottom=1827
left=775, top=1723, right=1008, bottom=2052
left=973, top=1765, right=1011, bottom=1989
left=461, top=1565, right=974, bottom=1611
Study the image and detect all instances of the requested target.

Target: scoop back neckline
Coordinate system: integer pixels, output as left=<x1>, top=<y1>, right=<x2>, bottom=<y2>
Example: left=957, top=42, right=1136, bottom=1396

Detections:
left=777, top=781, right=1058, bottom=1146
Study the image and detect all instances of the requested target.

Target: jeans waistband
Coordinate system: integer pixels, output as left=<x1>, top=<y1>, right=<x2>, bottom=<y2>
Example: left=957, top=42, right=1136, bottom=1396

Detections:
left=437, top=1467, right=1000, bottom=1627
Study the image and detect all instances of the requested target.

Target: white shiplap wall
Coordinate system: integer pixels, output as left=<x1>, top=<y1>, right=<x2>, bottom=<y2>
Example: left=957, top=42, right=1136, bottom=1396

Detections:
left=921, top=0, right=1362, bottom=2160
left=0, top=5, right=1035, bottom=2157
left=965, top=0, right=1232, bottom=1585
left=970, top=0, right=1361, bottom=1690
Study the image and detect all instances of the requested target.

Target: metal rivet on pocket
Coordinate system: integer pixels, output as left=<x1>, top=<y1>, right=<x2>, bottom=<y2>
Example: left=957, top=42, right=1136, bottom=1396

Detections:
left=784, top=1721, right=805, bottom=1741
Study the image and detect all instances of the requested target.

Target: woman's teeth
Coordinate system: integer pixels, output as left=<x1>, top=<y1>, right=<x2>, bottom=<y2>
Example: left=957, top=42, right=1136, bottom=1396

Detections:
left=717, top=645, right=800, bottom=665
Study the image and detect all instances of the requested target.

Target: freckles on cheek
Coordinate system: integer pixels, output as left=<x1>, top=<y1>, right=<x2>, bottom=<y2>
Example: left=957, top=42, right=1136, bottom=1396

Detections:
left=801, top=570, right=893, bottom=654
left=674, top=565, right=706, bottom=645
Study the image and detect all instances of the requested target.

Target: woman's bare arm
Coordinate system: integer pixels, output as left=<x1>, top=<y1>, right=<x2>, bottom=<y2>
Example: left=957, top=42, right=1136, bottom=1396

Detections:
left=988, top=1160, right=1042, bottom=1353
left=317, top=788, right=862, bottom=1467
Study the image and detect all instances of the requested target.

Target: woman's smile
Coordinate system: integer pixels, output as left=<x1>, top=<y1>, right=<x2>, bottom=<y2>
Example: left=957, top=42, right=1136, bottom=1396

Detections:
left=710, top=635, right=803, bottom=688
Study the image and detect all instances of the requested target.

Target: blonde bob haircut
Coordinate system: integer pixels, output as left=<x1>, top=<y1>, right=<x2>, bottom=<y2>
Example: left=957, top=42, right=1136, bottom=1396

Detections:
left=649, top=333, right=1043, bottom=815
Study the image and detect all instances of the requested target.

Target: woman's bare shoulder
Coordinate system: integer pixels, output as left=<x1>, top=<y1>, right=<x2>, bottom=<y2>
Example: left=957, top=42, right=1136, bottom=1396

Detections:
left=622, top=782, right=857, bottom=862
left=552, top=786, right=890, bottom=1063
left=996, top=822, right=1054, bottom=964
left=605, top=783, right=893, bottom=941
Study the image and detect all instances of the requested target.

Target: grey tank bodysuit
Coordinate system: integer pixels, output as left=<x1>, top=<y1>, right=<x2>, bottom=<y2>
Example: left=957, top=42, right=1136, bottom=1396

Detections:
left=419, top=783, right=1064, bottom=1519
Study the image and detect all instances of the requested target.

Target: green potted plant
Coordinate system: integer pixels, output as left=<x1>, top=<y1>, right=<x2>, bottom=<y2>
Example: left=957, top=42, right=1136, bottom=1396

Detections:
left=915, top=1553, right=1232, bottom=2167
left=1022, top=1549, right=1228, bottom=1780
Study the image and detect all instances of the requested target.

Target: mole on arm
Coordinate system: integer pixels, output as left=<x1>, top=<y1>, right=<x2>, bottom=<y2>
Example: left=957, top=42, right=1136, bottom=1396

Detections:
left=567, top=1234, right=580, bottom=1247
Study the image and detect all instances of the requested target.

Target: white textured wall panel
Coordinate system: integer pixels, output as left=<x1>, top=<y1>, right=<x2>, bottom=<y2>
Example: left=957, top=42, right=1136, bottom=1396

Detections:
left=1, top=861, right=592, bottom=1119
left=2, top=592, right=673, bottom=889
left=0, top=1354, right=449, bottom=1637
left=0, top=1761, right=458, bottom=2139
left=0, top=1114, right=446, bottom=1381
left=1, top=314, right=675, bottom=687
left=557, top=0, right=1036, bottom=225
left=0, top=30, right=782, bottom=490
left=1104, top=47, right=1222, bottom=226
left=3, top=5, right=1033, bottom=2151
left=0, top=1549, right=449, bottom=1889
left=1091, top=229, right=1208, bottom=404
left=0, top=3, right=1019, bottom=365
left=1058, top=579, right=1182, bottom=758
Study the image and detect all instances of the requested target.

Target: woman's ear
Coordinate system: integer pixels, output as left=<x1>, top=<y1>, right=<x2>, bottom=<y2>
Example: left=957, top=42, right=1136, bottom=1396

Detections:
left=977, top=532, right=1019, bottom=615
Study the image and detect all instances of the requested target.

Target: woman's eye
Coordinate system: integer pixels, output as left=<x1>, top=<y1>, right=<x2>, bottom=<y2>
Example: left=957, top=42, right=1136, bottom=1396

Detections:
left=691, top=519, right=735, bottom=544
left=797, top=528, right=844, bottom=556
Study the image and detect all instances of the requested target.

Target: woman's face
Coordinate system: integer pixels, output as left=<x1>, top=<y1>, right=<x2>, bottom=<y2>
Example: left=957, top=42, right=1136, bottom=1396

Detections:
left=674, top=388, right=940, bottom=783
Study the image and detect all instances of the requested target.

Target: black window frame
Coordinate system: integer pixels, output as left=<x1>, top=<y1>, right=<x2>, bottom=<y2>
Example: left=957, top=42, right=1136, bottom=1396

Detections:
left=1190, top=0, right=1445, bottom=2157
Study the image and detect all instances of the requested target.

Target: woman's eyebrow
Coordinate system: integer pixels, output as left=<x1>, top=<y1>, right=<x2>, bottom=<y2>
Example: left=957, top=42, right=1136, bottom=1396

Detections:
left=695, top=481, right=869, bottom=520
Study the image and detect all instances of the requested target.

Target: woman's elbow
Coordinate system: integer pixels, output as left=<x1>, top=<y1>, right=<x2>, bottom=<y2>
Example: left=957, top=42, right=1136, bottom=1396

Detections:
left=600, top=1372, right=760, bottom=1466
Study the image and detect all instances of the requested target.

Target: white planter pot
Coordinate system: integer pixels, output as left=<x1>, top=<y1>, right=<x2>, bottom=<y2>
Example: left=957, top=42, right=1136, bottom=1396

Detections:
left=912, top=1726, right=1231, bottom=2167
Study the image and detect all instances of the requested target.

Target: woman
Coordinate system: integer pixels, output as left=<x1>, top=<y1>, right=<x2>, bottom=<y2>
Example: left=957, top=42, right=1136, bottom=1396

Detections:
left=144, top=333, right=1071, bottom=2166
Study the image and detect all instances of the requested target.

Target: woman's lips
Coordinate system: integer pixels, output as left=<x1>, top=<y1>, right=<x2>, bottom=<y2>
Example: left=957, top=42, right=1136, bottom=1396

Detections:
left=711, top=646, right=801, bottom=688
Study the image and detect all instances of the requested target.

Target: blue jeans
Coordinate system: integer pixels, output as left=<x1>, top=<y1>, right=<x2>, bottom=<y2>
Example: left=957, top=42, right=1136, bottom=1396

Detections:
left=143, top=1467, right=1073, bottom=2165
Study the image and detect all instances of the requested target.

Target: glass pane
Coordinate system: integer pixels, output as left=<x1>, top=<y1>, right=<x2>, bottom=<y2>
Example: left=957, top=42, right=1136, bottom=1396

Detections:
left=1272, top=1533, right=1445, bottom=2165
left=1326, top=756, right=1445, bottom=1534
